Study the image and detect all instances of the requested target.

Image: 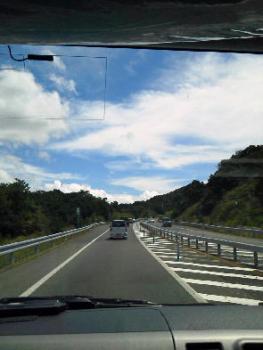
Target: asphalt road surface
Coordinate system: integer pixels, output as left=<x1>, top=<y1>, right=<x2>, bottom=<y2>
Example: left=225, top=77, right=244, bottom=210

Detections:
left=157, top=222, right=263, bottom=246
left=0, top=224, right=197, bottom=304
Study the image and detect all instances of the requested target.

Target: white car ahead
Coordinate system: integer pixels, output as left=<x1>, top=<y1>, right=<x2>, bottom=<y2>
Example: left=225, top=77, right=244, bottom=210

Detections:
left=110, top=220, right=128, bottom=239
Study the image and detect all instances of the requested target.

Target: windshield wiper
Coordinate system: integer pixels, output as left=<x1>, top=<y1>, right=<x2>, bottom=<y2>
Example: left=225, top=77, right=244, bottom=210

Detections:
left=0, top=297, right=67, bottom=317
left=0, top=296, right=156, bottom=317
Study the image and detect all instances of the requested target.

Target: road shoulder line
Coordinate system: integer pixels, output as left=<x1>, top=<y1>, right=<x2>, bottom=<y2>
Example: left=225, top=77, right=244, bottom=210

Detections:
left=133, top=224, right=206, bottom=303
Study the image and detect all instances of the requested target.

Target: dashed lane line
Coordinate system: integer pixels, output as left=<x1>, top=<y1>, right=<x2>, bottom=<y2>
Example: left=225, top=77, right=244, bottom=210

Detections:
left=161, top=261, right=257, bottom=271
left=183, top=278, right=263, bottom=292
left=170, top=268, right=263, bottom=281
left=198, top=293, right=262, bottom=306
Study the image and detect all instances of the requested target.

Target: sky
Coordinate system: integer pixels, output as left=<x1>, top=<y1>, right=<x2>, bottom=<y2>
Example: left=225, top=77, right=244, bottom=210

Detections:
left=0, top=45, right=263, bottom=203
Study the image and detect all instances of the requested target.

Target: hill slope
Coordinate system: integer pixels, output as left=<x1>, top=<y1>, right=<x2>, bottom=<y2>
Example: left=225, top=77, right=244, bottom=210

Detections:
left=180, top=145, right=263, bottom=226
left=120, top=145, right=263, bottom=228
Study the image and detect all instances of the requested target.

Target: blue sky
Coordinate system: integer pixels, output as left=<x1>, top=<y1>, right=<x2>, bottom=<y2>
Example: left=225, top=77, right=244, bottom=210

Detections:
left=0, top=45, right=263, bottom=203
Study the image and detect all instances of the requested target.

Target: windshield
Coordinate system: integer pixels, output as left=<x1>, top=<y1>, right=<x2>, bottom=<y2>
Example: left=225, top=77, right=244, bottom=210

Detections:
left=0, top=44, right=262, bottom=306
left=112, top=221, right=126, bottom=227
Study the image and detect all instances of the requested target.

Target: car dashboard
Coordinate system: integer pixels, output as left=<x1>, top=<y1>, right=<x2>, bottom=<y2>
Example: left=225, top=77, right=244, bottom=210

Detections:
left=0, top=305, right=263, bottom=350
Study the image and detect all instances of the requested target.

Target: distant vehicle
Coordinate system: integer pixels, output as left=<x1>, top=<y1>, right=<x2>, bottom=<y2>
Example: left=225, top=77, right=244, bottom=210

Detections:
left=110, top=220, right=128, bottom=239
left=128, top=218, right=134, bottom=224
left=162, top=220, right=172, bottom=227
left=148, top=218, right=155, bottom=223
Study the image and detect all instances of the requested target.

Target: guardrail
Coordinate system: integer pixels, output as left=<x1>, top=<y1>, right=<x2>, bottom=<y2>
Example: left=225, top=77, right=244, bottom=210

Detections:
left=177, top=221, right=263, bottom=236
left=141, top=222, right=263, bottom=268
left=0, top=223, right=99, bottom=265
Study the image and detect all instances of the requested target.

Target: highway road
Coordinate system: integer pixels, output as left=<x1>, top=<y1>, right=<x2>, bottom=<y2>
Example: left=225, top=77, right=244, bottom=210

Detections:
left=1, top=222, right=262, bottom=306
left=0, top=223, right=199, bottom=304
left=160, top=222, right=263, bottom=246
left=140, top=223, right=263, bottom=305
left=154, top=222, right=263, bottom=268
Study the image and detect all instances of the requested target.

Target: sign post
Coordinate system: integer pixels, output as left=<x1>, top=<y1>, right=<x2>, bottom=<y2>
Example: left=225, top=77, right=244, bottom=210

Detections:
left=76, top=207, right=81, bottom=228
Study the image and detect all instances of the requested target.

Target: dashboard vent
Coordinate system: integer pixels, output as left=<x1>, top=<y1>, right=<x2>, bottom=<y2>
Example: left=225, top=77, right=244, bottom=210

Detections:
left=186, top=343, right=223, bottom=350
left=241, top=343, right=263, bottom=350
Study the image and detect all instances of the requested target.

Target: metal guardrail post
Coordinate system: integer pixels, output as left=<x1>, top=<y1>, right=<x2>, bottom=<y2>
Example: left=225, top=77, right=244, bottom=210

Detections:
left=205, top=241, right=208, bottom=253
left=217, top=244, right=221, bottom=256
left=254, top=252, right=258, bottom=268
left=34, top=245, right=39, bottom=254
left=195, top=238, right=199, bottom=249
left=9, top=252, right=15, bottom=264
left=176, top=235, right=180, bottom=260
left=187, top=237, right=190, bottom=247
left=233, top=247, right=237, bottom=261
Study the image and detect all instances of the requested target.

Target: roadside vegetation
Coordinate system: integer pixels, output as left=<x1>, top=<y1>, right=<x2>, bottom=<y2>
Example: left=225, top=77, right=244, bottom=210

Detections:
left=0, top=180, right=111, bottom=244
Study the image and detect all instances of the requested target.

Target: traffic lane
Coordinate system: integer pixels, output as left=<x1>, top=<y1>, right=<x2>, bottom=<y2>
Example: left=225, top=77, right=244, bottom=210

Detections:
left=154, top=222, right=263, bottom=246
left=0, top=224, right=109, bottom=297
left=31, top=225, right=197, bottom=304
left=174, top=224, right=263, bottom=246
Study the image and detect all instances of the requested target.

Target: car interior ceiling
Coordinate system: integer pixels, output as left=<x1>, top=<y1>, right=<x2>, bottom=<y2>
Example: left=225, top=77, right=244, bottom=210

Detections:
left=0, top=0, right=262, bottom=54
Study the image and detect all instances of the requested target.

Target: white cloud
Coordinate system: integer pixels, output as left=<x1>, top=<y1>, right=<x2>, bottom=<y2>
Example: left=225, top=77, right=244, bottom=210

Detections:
left=44, top=180, right=160, bottom=204
left=111, top=176, right=182, bottom=193
left=40, top=49, right=66, bottom=70
left=106, top=158, right=152, bottom=172
left=37, top=151, right=50, bottom=161
left=49, top=74, right=77, bottom=94
left=45, top=180, right=90, bottom=193
left=108, top=190, right=159, bottom=203
left=53, top=57, right=66, bottom=71
left=0, top=154, right=78, bottom=189
left=0, top=70, right=69, bottom=144
left=53, top=53, right=263, bottom=169
left=0, top=168, right=13, bottom=183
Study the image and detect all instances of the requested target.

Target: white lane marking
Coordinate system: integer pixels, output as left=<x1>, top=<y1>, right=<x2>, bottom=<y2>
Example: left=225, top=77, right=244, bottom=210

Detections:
left=171, top=268, right=263, bottom=281
left=147, top=243, right=164, bottom=247
left=184, top=278, right=263, bottom=292
left=163, top=261, right=256, bottom=271
left=158, top=242, right=174, bottom=245
left=152, top=252, right=179, bottom=256
left=199, top=293, right=262, bottom=306
left=149, top=248, right=173, bottom=251
left=146, top=240, right=173, bottom=244
left=20, top=229, right=109, bottom=297
left=153, top=252, right=197, bottom=257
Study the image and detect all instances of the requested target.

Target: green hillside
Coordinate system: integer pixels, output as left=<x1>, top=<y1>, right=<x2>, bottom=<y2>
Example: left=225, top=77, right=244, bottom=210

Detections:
left=121, top=145, right=263, bottom=228
left=180, top=145, right=263, bottom=227
left=180, top=179, right=263, bottom=227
